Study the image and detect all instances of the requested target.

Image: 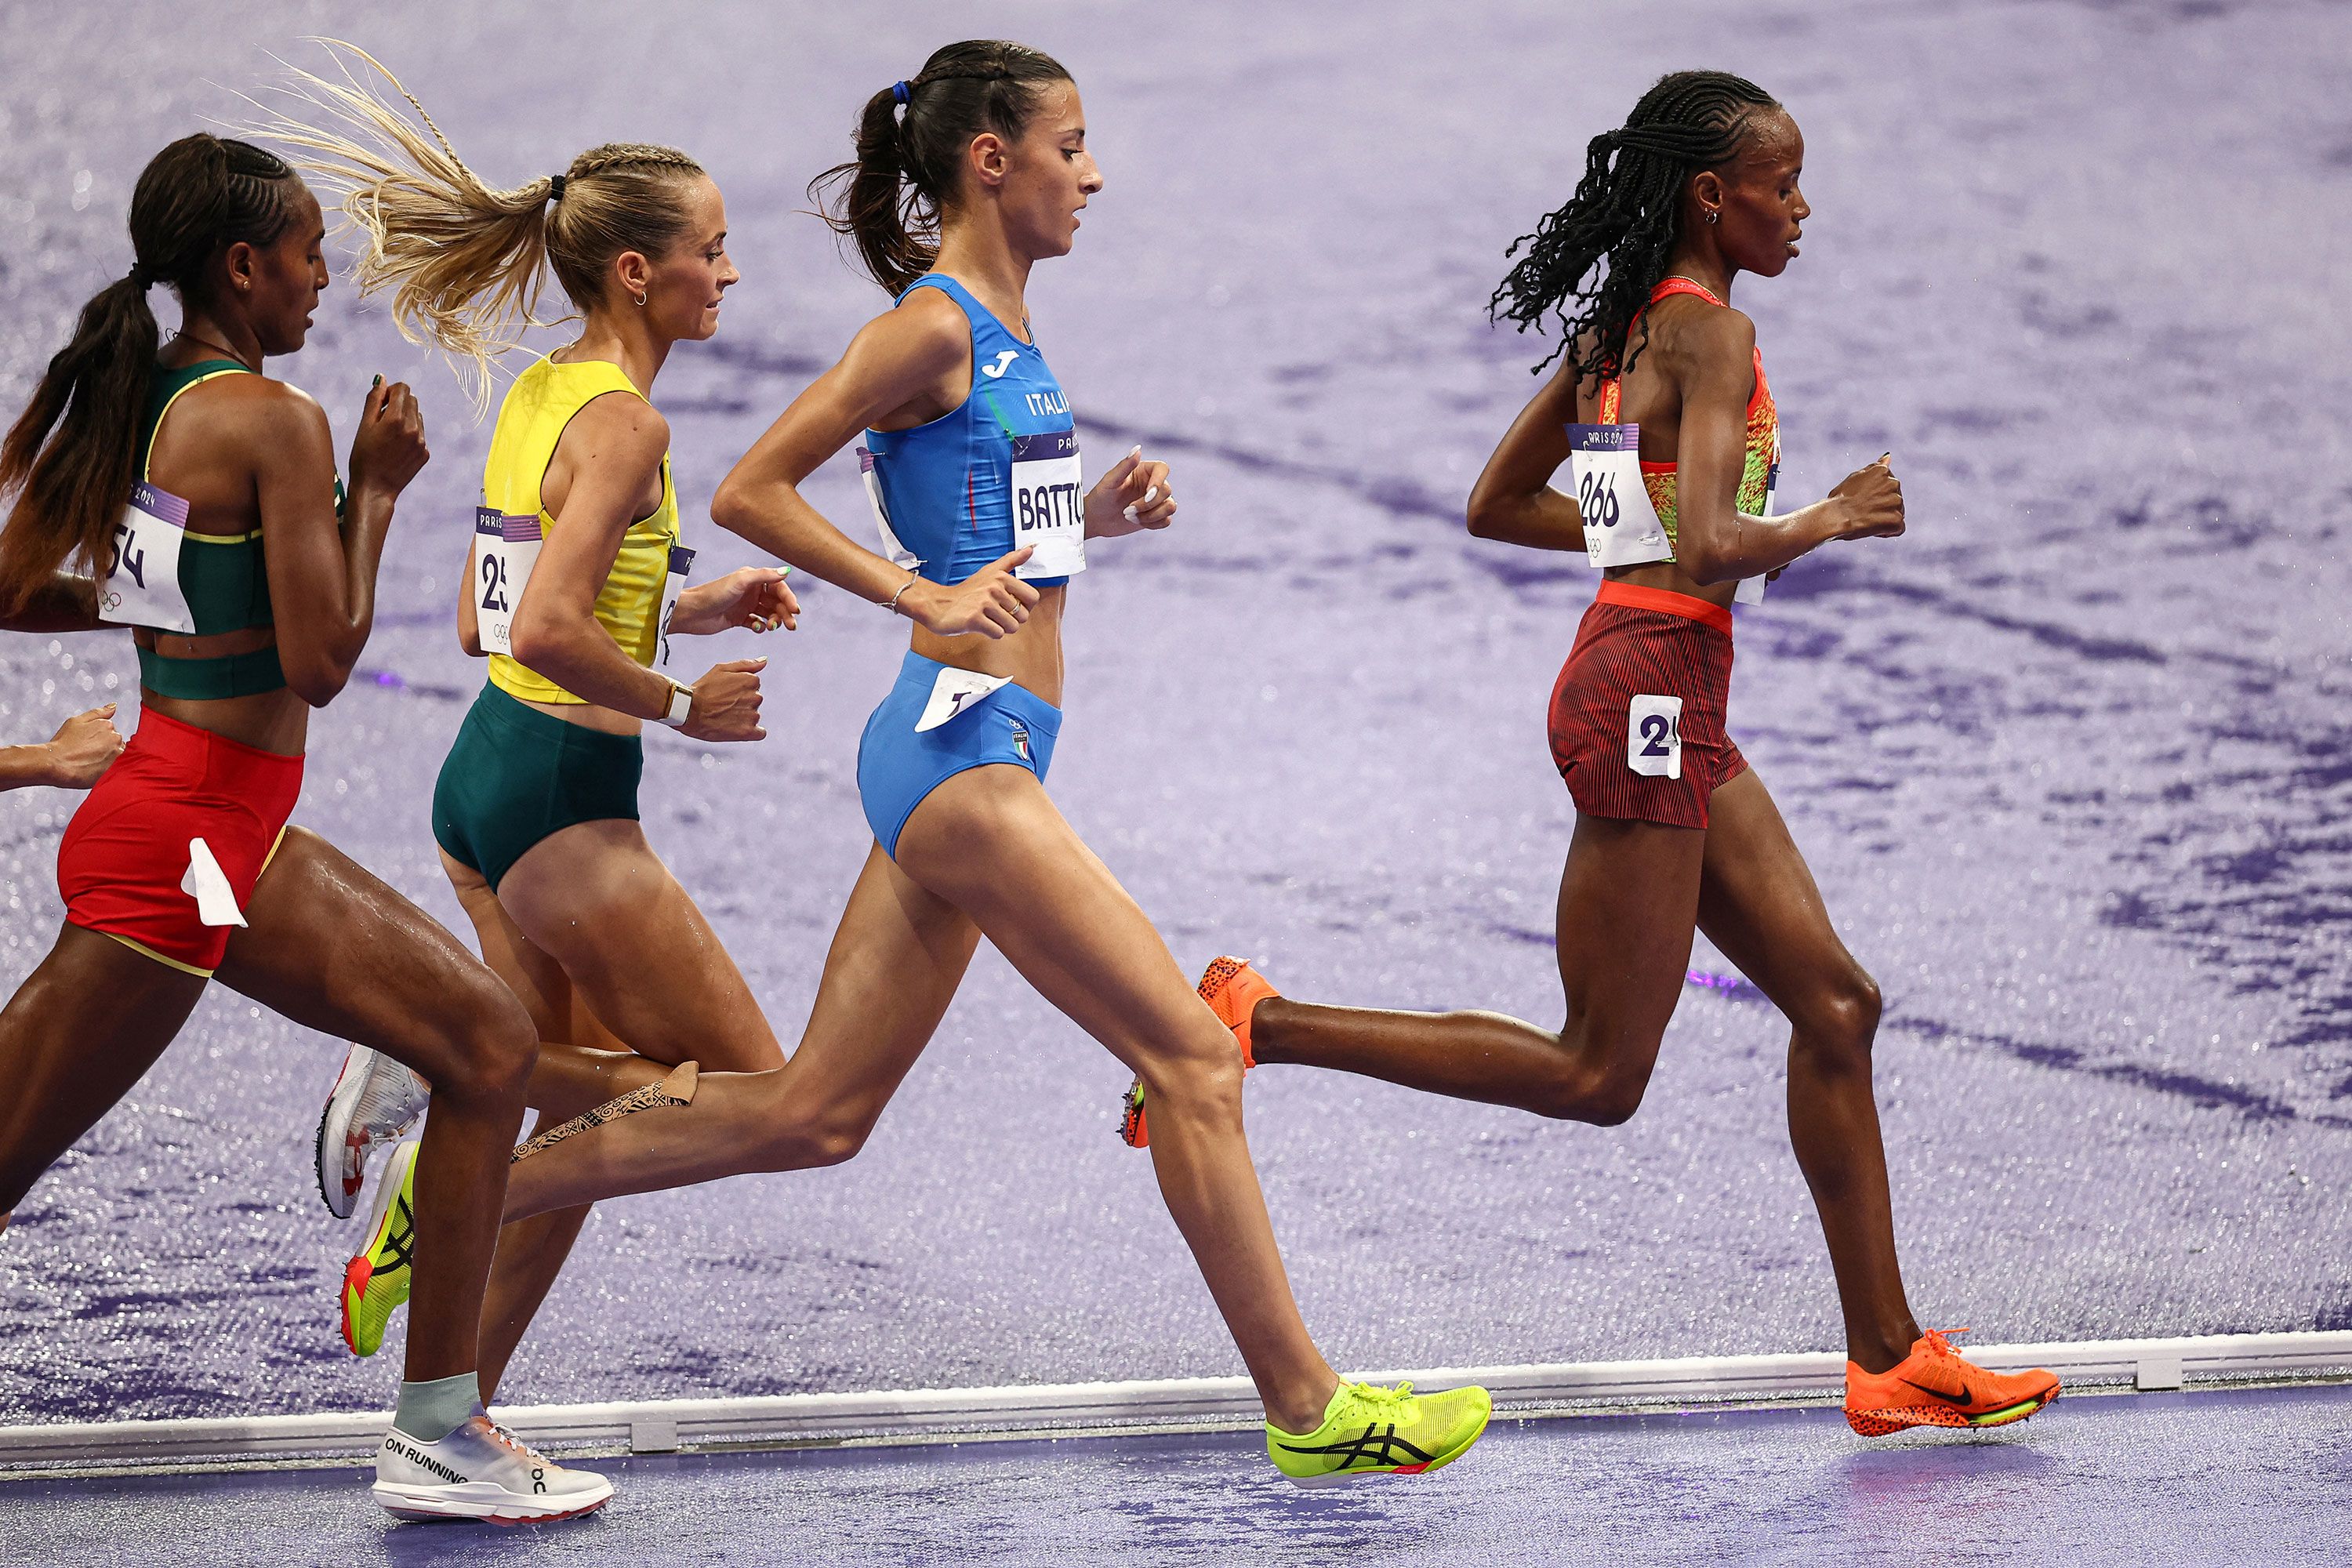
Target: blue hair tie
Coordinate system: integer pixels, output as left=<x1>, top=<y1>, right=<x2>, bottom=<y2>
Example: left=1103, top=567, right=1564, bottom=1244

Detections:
left=891, top=80, right=910, bottom=105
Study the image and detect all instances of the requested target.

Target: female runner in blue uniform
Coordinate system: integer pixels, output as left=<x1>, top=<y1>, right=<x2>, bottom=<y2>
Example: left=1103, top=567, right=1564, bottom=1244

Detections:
left=488, top=41, right=1492, bottom=1486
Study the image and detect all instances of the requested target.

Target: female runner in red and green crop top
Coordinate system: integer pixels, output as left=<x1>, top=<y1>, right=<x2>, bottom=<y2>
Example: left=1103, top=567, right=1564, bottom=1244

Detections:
left=1126, top=70, right=2062, bottom=1439
left=0, top=133, right=608, bottom=1523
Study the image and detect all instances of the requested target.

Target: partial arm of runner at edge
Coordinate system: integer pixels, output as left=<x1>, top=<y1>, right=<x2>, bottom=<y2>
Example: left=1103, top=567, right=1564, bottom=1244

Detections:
left=709, top=298, right=1041, bottom=637
left=503, top=394, right=774, bottom=739
left=0, top=705, right=123, bottom=790
left=255, top=378, right=426, bottom=705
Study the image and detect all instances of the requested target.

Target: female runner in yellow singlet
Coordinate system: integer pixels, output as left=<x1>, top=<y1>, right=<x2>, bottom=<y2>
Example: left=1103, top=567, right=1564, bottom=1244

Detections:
left=255, top=46, right=796, bottom=1400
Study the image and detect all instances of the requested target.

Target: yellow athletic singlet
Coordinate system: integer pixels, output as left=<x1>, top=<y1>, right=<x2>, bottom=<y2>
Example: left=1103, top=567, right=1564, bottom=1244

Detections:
left=483, top=355, right=680, bottom=706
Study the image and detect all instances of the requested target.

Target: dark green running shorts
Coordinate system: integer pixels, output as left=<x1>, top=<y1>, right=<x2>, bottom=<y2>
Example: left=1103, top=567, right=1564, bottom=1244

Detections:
left=432, top=683, right=644, bottom=892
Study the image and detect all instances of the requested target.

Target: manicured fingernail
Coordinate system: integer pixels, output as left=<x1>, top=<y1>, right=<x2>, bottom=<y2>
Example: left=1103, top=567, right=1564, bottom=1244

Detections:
left=373, top=375, right=383, bottom=387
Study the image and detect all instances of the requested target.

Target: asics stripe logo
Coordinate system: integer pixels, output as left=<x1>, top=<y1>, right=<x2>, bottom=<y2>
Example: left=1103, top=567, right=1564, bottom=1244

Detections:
left=371, top=1195, right=417, bottom=1276
left=1273, top=1423, right=1436, bottom=1470
left=980, top=349, right=1019, bottom=379
left=1900, top=1376, right=1976, bottom=1408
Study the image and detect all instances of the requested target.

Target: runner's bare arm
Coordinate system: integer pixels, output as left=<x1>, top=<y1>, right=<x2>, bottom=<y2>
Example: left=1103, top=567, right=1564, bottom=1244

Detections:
left=503, top=396, right=681, bottom=719
left=1667, top=310, right=1899, bottom=583
left=260, top=379, right=427, bottom=704
left=711, top=299, right=1038, bottom=639
left=0, top=571, right=104, bottom=632
left=1467, top=355, right=1587, bottom=551
left=666, top=567, right=797, bottom=637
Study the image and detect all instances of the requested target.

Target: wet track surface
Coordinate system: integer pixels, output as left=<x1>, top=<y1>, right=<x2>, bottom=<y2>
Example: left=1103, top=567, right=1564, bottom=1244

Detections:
left=9, top=1386, right=2352, bottom=1566
left=2, top=0, right=2350, bottom=1425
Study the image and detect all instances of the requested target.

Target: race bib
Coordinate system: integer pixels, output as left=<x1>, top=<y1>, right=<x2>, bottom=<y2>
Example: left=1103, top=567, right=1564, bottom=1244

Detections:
left=860, top=447, right=920, bottom=572
left=1567, top=424, right=1672, bottom=569
left=1627, top=693, right=1684, bottom=780
left=1733, top=460, right=1778, bottom=606
left=98, top=480, right=197, bottom=633
left=1010, top=428, right=1086, bottom=580
left=915, top=666, right=1011, bottom=732
left=474, top=508, right=543, bottom=658
left=657, top=543, right=696, bottom=666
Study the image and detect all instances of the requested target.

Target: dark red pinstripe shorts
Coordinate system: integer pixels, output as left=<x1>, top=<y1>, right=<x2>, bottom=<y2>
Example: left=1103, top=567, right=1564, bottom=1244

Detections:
left=1548, top=580, right=1746, bottom=831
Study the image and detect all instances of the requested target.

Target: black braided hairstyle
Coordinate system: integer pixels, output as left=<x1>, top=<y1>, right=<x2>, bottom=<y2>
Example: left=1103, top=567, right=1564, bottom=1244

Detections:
left=1490, top=71, right=1780, bottom=378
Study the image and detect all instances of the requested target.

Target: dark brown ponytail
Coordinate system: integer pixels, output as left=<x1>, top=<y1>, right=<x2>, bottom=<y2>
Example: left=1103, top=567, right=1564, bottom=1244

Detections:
left=810, top=39, right=1073, bottom=296
left=0, top=134, right=299, bottom=613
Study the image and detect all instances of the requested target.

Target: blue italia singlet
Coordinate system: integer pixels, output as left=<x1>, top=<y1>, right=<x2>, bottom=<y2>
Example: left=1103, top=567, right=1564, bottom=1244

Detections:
left=859, top=274, right=1082, bottom=588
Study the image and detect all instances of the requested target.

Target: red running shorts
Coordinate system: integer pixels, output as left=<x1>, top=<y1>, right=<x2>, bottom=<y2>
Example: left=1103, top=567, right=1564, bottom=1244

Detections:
left=1548, top=580, right=1747, bottom=831
left=56, top=706, right=303, bottom=975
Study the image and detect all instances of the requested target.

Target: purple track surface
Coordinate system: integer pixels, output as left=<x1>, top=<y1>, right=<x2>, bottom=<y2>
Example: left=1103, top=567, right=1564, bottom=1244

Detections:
left=5, top=1387, right=2350, bottom=1566
left=3, top=0, right=2350, bottom=1429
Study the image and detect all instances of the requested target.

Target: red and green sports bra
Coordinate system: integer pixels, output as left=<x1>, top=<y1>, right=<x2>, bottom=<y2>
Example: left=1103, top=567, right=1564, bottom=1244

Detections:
left=1597, top=278, right=1780, bottom=554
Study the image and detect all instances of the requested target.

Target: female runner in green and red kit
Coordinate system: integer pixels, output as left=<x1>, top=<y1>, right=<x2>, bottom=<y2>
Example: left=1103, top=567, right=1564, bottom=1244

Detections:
left=1125, top=69, right=2064, bottom=1440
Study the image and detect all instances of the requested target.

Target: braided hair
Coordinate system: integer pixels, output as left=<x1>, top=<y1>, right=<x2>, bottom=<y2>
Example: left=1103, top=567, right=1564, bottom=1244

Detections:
left=812, top=40, right=1073, bottom=295
left=0, top=134, right=300, bottom=613
left=1490, top=71, right=1780, bottom=378
left=246, top=41, right=707, bottom=408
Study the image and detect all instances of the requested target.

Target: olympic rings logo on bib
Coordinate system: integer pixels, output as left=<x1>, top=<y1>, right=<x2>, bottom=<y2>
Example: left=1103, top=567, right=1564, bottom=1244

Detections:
left=1566, top=423, right=1672, bottom=570
left=474, top=507, right=543, bottom=659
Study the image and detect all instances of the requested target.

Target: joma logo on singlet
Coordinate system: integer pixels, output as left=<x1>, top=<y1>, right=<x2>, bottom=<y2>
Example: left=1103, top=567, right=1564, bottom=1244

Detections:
left=1024, top=390, right=1069, bottom=417
left=981, top=349, right=1020, bottom=379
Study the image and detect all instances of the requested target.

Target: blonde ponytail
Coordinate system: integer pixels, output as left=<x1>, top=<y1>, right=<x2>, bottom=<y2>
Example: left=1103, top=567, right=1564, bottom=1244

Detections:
left=246, top=41, right=704, bottom=412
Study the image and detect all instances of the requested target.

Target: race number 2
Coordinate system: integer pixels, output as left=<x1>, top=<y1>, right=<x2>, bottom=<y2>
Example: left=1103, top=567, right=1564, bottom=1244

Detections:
left=1627, top=693, right=1684, bottom=780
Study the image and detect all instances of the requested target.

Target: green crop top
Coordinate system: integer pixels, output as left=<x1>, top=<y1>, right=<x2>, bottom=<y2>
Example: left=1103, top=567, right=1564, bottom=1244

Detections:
left=132, top=361, right=342, bottom=700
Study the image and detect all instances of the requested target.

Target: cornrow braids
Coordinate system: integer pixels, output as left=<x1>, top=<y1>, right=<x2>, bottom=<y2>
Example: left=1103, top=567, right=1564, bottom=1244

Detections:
left=567, top=143, right=703, bottom=180
left=811, top=39, right=1072, bottom=296
left=246, top=41, right=706, bottom=411
left=1490, top=70, right=1779, bottom=378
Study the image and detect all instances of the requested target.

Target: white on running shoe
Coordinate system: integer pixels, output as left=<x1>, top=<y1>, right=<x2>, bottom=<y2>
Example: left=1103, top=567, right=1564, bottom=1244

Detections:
left=373, top=1410, right=614, bottom=1525
left=316, top=1044, right=430, bottom=1220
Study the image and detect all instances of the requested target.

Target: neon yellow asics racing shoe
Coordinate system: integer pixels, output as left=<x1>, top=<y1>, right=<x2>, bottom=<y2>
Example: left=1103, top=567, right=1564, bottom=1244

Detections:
left=1267, top=1380, right=1493, bottom=1486
left=342, top=1138, right=418, bottom=1357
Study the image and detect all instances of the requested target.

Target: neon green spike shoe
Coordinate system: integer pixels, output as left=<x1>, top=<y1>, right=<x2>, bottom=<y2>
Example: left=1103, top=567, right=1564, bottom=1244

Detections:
left=340, top=1138, right=419, bottom=1357
left=1266, top=1380, right=1493, bottom=1486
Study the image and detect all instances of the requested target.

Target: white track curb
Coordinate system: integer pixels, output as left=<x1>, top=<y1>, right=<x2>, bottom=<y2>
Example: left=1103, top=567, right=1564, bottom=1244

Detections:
left=3, top=1330, right=2346, bottom=1471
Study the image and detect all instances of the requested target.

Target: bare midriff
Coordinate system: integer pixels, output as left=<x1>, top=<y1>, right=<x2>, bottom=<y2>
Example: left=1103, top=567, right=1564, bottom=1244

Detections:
left=911, top=582, right=1069, bottom=709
